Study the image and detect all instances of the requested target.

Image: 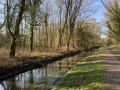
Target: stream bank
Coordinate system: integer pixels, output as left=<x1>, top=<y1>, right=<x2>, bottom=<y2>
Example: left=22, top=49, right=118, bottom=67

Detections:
left=0, top=46, right=100, bottom=81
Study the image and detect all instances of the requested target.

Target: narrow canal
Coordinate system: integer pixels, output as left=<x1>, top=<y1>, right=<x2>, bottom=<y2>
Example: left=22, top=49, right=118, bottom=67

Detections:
left=0, top=51, right=94, bottom=90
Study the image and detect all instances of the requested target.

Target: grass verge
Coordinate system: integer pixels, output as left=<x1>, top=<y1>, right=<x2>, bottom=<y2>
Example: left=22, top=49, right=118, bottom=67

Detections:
left=108, top=45, right=120, bottom=53
left=53, top=47, right=104, bottom=90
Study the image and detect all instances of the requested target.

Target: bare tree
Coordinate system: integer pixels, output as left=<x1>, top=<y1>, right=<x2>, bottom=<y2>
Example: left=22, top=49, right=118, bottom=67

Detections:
left=6, top=0, right=25, bottom=58
left=26, top=0, right=42, bottom=52
left=101, top=0, right=120, bottom=41
left=65, top=0, right=94, bottom=50
left=56, top=0, right=63, bottom=49
left=43, top=1, right=50, bottom=48
left=101, top=0, right=120, bottom=19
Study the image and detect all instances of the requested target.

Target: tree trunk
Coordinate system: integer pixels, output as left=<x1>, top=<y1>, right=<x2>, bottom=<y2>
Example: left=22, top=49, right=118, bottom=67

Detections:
left=58, top=31, right=62, bottom=49
left=67, top=25, right=74, bottom=51
left=30, top=25, right=34, bottom=52
left=67, top=36, right=71, bottom=51
left=58, top=5, right=62, bottom=49
left=9, top=37, right=16, bottom=58
left=8, top=0, right=25, bottom=58
left=29, top=0, right=37, bottom=52
left=23, top=36, right=26, bottom=48
left=45, top=24, right=48, bottom=48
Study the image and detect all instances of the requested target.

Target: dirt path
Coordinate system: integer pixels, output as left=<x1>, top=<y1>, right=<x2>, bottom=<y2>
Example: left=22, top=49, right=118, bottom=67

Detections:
left=102, top=46, right=120, bottom=90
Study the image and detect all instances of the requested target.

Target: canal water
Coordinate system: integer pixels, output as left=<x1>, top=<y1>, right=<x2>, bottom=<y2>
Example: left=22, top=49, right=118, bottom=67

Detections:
left=0, top=51, right=94, bottom=90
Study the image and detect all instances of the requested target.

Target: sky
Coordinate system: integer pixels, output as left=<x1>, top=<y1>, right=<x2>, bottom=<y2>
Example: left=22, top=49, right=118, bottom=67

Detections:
left=0, top=0, right=105, bottom=21
left=44, top=0, right=106, bottom=38
left=0, top=1, right=4, bottom=22
left=91, top=0, right=105, bottom=22
left=0, top=0, right=106, bottom=37
left=90, top=0, right=106, bottom=38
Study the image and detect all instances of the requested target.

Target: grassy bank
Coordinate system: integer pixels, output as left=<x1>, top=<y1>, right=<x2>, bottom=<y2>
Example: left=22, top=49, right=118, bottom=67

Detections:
left=53, top=47, right=104, bottom=90
left=108, top=45, right=120, bottom=54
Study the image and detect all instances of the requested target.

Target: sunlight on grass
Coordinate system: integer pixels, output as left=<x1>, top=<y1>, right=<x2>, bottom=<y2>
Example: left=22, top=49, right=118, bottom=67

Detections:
left=53, top=47, right=104, bottom=90
left=108, top=45, right=120, bottom=53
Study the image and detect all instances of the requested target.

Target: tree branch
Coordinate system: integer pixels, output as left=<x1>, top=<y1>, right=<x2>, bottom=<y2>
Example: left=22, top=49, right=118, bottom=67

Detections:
left=101, top=0, right=120, bottom=19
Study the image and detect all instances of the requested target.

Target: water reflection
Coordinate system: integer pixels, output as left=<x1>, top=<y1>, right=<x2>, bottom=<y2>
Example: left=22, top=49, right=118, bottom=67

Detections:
left=0, top=51, right=92, bottom=90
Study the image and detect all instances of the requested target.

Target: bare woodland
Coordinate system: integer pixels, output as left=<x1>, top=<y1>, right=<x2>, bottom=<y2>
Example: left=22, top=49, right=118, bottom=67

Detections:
left=0, top=0, right=102, bottom=58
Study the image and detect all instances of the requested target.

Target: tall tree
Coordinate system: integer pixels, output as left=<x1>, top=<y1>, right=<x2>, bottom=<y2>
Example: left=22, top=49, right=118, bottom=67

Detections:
left=102, top=0, right=120, bottom=41
left=65, top=0, right=94, bottom=50
left=27, top=0, right=42, bottom=52
left=43, top=1, right=50, bottom=48
left=56, top=0, right=63, bottom=49
left=6, top=0, right=25, bottom=58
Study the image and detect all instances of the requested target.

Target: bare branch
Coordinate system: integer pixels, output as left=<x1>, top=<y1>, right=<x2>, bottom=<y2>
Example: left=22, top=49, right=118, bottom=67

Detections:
left=101, top=0, right=120, bottom=19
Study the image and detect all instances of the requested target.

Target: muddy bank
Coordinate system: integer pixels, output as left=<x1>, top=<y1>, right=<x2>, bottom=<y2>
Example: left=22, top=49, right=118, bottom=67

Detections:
left=0, top=46, right=100, bottom=81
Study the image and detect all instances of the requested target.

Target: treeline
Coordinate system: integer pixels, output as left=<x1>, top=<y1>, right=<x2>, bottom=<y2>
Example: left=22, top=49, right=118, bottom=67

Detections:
left=0, top=0, right=101, bottom=58
left=101, top=0, right=120, bottom=45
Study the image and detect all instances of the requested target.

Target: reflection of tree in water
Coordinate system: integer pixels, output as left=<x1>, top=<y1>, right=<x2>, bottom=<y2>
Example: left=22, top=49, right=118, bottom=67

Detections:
left=0, top=82, right=6, bottom=90
left=67, top=59, right=70, bottom=69
left=0, top=78, right=17, bottom=89
left=41, top=68, right=44, bottom=78
left=30, top=71, right=33, bottom=84
left=59, top=61, right=62, bottom=70
left=9, top=78, right=17, bottom=90
left=51, top=63, right=54, bottom=73
left=45, top=66, right=48, bottom=84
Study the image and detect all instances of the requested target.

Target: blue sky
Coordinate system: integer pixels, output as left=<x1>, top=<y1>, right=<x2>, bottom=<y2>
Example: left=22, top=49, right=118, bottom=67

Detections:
left=0, top=0, right=5, bottom=23
left=0, top=0, right=106, bottom=37
left=91, top=0, right=106, bottom=38
left=91, top=0, right=105, bottom=22
left=0, top=0, right=105, bottom=22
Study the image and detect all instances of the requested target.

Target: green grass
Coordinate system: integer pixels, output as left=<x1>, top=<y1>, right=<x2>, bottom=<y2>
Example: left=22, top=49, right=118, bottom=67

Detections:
left=108, top=45, right=120, bottom=53
left=53, top=47, right=104, bottom=90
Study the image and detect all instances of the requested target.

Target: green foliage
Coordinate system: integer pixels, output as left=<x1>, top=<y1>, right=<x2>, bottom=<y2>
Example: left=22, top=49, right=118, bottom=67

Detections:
left=76, top=20, right=101, bottom=49
left=108, top=45, right=120, bottom=53
left=53, top=47, right=104, bottom=90
left=105, top=0, right=120, bottom=43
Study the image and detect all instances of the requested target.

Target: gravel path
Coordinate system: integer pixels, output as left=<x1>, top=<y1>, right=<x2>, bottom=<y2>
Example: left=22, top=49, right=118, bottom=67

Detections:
left=102, top=46, right=120, bottom=90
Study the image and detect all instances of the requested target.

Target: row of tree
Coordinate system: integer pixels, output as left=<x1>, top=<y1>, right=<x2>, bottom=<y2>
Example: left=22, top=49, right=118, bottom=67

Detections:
left=101, top=0, right=120, bottom=45
left=0, top=0, right=102, bottom=58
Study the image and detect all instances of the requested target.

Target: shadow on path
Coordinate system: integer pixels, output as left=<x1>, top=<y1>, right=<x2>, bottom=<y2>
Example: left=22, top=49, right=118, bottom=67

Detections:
left=102, top=46, right=120, bottom=90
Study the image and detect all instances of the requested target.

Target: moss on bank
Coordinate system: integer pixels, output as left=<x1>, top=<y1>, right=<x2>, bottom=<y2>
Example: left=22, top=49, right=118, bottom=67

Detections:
left=53, top=47, right=104, bottom=90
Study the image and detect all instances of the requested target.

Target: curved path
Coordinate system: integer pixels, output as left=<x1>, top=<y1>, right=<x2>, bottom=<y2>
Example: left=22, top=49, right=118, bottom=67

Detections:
left=102, top=46, right=120, bottom=90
